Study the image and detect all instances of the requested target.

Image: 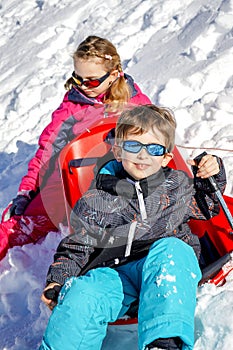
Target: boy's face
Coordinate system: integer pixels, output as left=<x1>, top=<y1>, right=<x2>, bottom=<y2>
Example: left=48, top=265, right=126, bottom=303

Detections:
left=113, top=130, right=173, bottom=180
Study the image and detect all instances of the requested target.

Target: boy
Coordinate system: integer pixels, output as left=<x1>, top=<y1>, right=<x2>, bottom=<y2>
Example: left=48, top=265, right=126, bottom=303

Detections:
left=40, top=104, right=226, bottom=350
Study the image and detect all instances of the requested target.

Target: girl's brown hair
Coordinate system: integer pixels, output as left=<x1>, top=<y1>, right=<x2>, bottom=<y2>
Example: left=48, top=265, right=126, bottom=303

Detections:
left=115, top=104, right=177, bottom=152
left=65, top=36, right=131, bottom=111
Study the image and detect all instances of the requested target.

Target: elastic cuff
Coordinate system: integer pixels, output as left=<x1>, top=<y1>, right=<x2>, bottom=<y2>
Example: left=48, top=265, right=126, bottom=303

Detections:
left=17, top=190, right=32, bottom=198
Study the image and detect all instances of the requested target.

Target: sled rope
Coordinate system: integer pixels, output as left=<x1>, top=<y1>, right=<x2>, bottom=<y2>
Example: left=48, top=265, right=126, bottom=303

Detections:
left=176, top=144, right=233, bottom=153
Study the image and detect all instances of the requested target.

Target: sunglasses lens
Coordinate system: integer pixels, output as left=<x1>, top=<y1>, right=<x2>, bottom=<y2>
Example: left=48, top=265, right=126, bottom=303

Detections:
left=83, top=80, right=100, bottom=88
left=123, top=141, right=141, bottom=153
left=147, top=144, right=165, bottom=156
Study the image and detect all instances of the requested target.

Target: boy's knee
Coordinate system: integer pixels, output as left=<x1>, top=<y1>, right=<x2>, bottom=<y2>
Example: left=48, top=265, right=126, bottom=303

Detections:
left=58, top=268, right=123, bottom=306
left=144, top=238, right=201, bottom=277
left=56, top=268, right=124, bottom=323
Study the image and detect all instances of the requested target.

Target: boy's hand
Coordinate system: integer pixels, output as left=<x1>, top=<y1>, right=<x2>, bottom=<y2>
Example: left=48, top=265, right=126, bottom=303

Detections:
left=187, top=154, right=220, bottom=179
left=41, top=283, right=61, bottom=311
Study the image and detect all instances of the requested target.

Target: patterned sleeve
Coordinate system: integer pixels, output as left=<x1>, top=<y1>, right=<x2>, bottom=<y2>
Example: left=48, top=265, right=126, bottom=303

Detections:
left=46, top=235, right=95, bottom=286
left=187, top=156, right=227, bottom=220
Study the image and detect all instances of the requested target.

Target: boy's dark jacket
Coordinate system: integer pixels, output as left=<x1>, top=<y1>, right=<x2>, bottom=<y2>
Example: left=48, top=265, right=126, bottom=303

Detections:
left=46, top=159, right=226, bottom=286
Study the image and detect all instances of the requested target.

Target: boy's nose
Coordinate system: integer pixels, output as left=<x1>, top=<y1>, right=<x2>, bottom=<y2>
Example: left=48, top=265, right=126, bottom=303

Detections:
left=137, top=147, right=148, bottom=158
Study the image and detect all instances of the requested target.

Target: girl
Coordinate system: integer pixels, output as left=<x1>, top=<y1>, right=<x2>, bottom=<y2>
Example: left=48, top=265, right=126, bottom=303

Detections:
left=0, top=35, right=151, bottom=260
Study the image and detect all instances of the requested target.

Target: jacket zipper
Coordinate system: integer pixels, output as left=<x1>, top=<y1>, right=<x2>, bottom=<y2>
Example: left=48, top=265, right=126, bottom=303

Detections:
left=125, top=181, right=147, bottom=257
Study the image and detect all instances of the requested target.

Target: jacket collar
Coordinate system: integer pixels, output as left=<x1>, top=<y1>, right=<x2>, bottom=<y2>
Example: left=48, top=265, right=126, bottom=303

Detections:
left=96, top=160, right=169, bottom=199
left=67, top=73, right=138, bottom=105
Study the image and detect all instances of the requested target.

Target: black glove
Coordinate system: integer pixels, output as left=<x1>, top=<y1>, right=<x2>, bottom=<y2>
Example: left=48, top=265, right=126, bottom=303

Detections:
left=9, top=194, right=32, bottom=217
left=9, top=191, right=36, bottom=217
left=44, top=285, right=62, bottom=302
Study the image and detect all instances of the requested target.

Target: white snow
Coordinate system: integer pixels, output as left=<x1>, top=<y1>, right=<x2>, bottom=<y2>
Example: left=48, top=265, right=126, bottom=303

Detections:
left=0, top=0, right=233, bottom=349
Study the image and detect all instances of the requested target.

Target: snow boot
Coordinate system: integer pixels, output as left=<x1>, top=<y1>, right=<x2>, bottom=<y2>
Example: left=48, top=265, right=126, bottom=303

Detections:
left=146, top=337, right=182, bottom=350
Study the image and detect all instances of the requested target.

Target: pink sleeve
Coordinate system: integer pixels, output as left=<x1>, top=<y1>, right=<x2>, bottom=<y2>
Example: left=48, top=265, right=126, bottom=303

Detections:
left=19, top=97, right=76, bottom=192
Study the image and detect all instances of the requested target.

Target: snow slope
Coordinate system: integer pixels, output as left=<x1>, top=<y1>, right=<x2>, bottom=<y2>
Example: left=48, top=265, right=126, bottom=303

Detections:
left=0, top=1, right=233, bottom=349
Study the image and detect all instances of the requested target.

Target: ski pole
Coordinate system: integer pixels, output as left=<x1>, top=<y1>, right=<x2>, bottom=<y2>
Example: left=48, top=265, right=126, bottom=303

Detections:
left=208, top=176, right=233, bottom=234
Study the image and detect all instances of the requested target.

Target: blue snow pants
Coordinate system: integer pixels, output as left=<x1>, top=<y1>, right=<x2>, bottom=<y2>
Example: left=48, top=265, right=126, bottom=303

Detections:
left=39, top=237, right=201, bottom=350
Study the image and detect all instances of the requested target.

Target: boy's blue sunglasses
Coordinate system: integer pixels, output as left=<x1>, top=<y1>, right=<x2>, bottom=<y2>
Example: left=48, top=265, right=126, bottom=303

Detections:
left=121, top=140, right=168, bottom=156
left=72, top=71, right=110, bottom=88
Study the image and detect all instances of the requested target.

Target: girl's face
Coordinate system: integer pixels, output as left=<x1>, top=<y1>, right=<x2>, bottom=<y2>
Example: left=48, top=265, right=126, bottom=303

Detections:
left=73, top=57, right=118, bottom=98
left=113, top=130, right=173, bottom=180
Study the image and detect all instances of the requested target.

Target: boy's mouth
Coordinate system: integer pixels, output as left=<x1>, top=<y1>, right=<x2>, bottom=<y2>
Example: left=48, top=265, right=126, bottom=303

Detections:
left=135, top=163, right=150, bottom=170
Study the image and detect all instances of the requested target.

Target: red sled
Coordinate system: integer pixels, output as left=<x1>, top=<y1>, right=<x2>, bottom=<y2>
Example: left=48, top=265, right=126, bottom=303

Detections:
left=59, top=117, right=233, bottom=324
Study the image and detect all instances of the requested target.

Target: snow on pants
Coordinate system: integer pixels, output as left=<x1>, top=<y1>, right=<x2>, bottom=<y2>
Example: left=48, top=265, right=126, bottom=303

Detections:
left=39, top=237, right=201, bottom=350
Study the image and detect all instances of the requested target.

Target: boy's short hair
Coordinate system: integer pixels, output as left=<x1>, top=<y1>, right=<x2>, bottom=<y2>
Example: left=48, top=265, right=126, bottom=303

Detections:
left=115, top=104, right=177, bottom=152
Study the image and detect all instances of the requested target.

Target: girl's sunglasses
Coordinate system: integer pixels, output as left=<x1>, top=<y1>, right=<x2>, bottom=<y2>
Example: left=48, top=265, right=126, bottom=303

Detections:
left=72, top=71, right=110, bottom=88
left=121, top=140, right=168, bottom=156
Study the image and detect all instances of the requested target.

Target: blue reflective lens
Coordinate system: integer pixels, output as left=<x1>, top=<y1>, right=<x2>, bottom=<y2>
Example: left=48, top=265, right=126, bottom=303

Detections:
left=122, top=141, right=167, bottom=156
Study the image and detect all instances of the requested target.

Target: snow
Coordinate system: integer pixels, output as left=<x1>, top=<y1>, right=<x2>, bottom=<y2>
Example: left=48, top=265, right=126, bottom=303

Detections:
left=0, top=0, right=233, bottom=349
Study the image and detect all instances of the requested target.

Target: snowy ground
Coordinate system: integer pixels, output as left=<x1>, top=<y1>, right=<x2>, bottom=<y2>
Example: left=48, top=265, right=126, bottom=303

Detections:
left=0, top=1, right=233, bottom=349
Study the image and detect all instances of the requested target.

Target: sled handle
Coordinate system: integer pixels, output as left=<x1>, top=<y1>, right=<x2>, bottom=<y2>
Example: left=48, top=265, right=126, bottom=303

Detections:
left=68, top=157, right=98, bottom=174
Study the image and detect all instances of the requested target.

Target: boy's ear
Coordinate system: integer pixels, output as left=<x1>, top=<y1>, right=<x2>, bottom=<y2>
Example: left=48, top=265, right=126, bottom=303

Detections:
left=162, top=153, right=173, bottom=167
left=112, top=145, right=122, bottom=162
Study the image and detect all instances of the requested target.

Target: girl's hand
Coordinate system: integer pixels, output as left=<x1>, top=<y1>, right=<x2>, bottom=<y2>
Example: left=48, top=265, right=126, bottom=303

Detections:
left=187, top=154, right=220, bottom=179
left=41, top=282, right=61, bottom=311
